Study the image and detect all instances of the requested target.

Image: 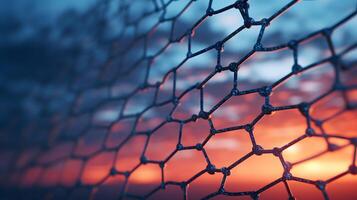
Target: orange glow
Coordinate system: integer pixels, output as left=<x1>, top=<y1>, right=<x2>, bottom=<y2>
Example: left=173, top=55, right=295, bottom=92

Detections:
left=81, top=152, right=115, bottom=185
left=291, top=146, right=354, bottom=181
left=130, top=164, right=161, bottom=184
left=12, top=82, right=357, bottom=199
left=225, top=154, right=284, bottom=191
left=115, top=135, right=146, bottom=171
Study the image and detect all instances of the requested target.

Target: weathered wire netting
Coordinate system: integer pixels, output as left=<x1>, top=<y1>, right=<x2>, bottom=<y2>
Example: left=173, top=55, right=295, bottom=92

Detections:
left=1, top=0, right=357, bottom=199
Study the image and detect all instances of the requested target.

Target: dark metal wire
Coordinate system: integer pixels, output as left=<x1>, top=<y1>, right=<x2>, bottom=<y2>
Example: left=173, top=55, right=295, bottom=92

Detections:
left=1, top=0, right=357, bottom=199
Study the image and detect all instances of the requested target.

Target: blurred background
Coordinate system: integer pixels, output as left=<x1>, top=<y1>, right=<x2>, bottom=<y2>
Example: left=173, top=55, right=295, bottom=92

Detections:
left=0, top=0, right=357, bottom=199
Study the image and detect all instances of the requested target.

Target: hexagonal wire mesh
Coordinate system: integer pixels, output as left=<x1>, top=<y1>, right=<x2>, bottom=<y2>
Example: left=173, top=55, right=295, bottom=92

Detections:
left=0, top=0, right=357, bottom=199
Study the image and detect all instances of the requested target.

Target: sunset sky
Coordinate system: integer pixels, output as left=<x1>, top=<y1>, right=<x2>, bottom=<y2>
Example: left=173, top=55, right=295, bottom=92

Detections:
left=0, top=0, right=356, bottom=199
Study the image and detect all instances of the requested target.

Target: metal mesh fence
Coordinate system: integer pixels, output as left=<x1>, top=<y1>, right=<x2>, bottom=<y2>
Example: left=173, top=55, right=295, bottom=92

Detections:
left=0, top=0, right=357, bottom=199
